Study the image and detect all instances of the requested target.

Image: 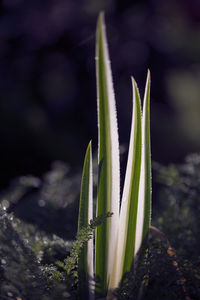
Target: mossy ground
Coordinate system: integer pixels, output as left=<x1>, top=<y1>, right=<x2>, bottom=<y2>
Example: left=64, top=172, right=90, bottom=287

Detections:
left=0, top=155, right=199, bottom=299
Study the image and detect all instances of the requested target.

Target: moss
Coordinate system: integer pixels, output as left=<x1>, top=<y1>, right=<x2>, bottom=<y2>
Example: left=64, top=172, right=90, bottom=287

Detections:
left=0, top=156, right=200, bottom=299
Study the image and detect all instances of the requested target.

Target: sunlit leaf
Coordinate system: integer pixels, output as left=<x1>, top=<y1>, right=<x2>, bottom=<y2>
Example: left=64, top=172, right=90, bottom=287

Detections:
left=109, top=78, right=142, bottom=289
left=135, top=70, right=151, bottom=254
left=78, top=141, right=94, bottom=299
left=95, top=12, right=120, bottom=294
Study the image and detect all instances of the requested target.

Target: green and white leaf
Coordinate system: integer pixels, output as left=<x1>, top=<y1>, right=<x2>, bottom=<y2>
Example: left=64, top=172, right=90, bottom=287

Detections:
left=109, top=78, right=142, bottom=290
left=95, top=12, right=120, bottom=293
left=134, top=70, right=151, bottom=254
left=77, top=12, right=152, bottom=299
left=78, top=141, right=94, bottom=299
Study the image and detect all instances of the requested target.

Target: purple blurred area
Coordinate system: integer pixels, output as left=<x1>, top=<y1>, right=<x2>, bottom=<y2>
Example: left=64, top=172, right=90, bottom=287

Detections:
left=0, top=0, right=200, bottom=187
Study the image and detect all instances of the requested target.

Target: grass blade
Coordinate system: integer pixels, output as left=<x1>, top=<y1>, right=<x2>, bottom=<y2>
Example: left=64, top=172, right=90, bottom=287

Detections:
left=109, top=78, right=142, bottom=290
left=95, top=12, right=120, bottom=293
left=135, top=70, right=151, bottom=255
left=78, top=141, right=94, bottom=299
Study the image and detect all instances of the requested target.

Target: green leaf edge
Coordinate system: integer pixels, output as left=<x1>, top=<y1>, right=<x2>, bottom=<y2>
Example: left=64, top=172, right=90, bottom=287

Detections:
left=95, top=12, right=120, bottom=293
left=78, top=141, right=93, bottom=298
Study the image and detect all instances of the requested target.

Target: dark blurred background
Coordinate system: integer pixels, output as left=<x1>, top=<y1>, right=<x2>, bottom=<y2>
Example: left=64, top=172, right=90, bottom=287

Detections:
left=0, top=0, right=200, bottom=189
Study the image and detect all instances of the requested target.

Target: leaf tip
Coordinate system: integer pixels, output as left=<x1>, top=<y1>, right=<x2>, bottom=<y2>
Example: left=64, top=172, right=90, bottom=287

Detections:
left=131, top=76, right=137, bottom=90
left=147, top=69, right=151, bottom=83
left=131, top=76, right=140, bottom=99
left=88, top=140, right=92, bottom=149
left=130, top=75, right=135, bottom=84
left=97, top=11, right=105, bottom=29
